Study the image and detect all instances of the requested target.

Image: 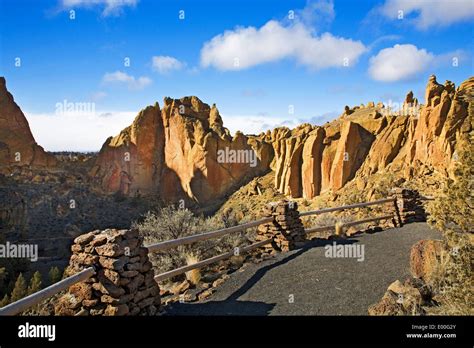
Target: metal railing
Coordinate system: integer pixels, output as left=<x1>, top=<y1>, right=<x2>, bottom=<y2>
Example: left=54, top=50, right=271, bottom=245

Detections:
left=299, top=197, right=396, bottom=217
left=154, top=239, right=272, bottom=282
left=0, top=195, right=412, bottom=315
left=147, top=217, right=273, bottom=253
left=301, top=197, right=399, bottom=235
left=0, top=267, right=95, bottom=316
left=148, top=217, right=274, bottom=282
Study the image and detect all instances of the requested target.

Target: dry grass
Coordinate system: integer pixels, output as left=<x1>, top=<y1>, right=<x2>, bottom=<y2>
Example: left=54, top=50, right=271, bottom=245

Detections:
left=303, top=213, right=354, bottom=239
left=334, top=221, right=344, bottom=237
left=230, top=255, right=245, bottom=268
left=184, top=253, right=201, bottom=286
left=426, top=230, right=473, bottom=315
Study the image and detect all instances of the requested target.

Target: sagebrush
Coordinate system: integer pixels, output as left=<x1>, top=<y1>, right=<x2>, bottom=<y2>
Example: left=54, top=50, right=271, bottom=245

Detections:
left=133, top=206, right=250, bottom=283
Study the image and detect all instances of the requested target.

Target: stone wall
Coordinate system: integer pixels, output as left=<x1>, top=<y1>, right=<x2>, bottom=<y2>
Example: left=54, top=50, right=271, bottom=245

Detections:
left=55, top=228, right=160, bottom=316
left=256, top=200, right=306, bottom=252
left=392, top=188, right=427, bottom=224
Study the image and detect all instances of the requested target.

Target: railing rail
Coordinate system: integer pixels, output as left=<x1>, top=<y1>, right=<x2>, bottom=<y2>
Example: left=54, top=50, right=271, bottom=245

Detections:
left=299, top=197, right=396, bottom=217
left=0, top=267, right=95, bottom=316
left=305, top=214, right=394, bottom=234
left=146, top=217, right=273, bottom=253
left=0, top=194, right=418, bottom=314
left=154, top=239, right=273, bottom=282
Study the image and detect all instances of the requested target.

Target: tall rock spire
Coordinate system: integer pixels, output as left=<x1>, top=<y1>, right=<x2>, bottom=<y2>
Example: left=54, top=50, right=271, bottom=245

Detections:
left=0, top=77, right=56, bottom=167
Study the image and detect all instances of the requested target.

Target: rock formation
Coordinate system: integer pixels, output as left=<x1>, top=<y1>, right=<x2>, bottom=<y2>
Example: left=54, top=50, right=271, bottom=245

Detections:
left=90, top=104, right=164, bottom=195
left=91, top=96, right=272, bottom=205
left=2, top=74, right=471, bottom=207
left=270, top=75, right=473, bottom=198
left=0, top=77, right=56, bottom=168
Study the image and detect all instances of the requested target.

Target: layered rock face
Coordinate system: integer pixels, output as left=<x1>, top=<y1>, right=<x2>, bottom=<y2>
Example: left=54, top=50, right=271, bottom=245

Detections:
left=0, top=77, right=56, bottom=168
left=368, top=75, right=472, bottom=179
left=268, top=107, right=383, bottom=198
left=404, top=75, right=472, bottom=176
left=271, top=75, right=472, bottom=198
left=91, top=96, right=271, bottom=204
left=92, top=75, right=471, bottom=203
left=90, top=104, right=164, bottom=195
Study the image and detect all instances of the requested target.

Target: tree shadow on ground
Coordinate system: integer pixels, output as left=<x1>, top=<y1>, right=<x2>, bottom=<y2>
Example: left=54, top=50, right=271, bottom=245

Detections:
left=163, top=238, right=358, bottom=315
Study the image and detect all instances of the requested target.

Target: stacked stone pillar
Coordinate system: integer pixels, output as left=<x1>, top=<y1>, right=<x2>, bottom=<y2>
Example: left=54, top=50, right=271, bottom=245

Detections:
left=392, top=188, right=427, bottom=224
left=55, top=228, right=160, bottom=316
left=256, top=200, right=306, bottom=252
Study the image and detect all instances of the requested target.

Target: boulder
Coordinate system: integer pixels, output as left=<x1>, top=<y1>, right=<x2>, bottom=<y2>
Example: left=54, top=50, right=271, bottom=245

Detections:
left=368, top=278, right=426, bottom=315
left=410, top=239, right=444, bottom=282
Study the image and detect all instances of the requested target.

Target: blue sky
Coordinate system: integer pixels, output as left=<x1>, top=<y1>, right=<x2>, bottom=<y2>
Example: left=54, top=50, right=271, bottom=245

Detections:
left=0, top=0, right=473, bottom=151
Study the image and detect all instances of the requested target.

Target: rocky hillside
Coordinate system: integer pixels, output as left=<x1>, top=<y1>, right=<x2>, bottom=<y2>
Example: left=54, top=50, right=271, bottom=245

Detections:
left=90, top=74, right=472, bottom=206
left=1, top=74, right=471, bottom=210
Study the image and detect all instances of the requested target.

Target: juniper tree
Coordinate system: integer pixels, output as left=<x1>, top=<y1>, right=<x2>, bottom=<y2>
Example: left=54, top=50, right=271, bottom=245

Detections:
left=48, top=267, right=61, bottom=285
left=429, top=128, right=473, bottom=233
left=10, top=273, right=27, bottom=302
left=0, top=294, right=9, bottom=307
left=27, top=271, right=42, bottom=295
left=426, top=113, right=473, bottom=314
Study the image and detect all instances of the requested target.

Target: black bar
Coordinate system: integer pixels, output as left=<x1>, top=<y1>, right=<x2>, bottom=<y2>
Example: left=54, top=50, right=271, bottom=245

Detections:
left=0, top=315, right=471, bottom=346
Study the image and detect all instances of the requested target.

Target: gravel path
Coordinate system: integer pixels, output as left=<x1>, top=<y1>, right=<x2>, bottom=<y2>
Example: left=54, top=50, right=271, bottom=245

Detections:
left=164, top=223, right=441, bottom=316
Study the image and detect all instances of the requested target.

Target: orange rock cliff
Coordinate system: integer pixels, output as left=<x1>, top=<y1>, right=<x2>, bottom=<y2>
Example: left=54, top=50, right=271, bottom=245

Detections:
left=0, top=77, right=56, bottom=168
left=1, top=75, right=471, bottom=205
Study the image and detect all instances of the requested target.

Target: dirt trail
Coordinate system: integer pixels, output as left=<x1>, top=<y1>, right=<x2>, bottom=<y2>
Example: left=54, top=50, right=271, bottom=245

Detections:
left=164, top=222, right=440, bottom=315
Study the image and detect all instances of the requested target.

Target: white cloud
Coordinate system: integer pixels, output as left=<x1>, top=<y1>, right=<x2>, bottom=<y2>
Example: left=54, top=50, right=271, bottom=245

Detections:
left=200, top=20, right=366, bottom=71
left=368, top=44, right=434, bottom=82
left=28, top=111, right=320, bottom=151
left=295, top=0, right=335, bottom=28
left=27, top=110, right=137, bottom=151
left=102, top=71, right=152, bottom=90
left=151, top=56, right=184, bottom=74
left=60, top=0, right=138, bottom=16
left=379, top=0, right=474, bottom=29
